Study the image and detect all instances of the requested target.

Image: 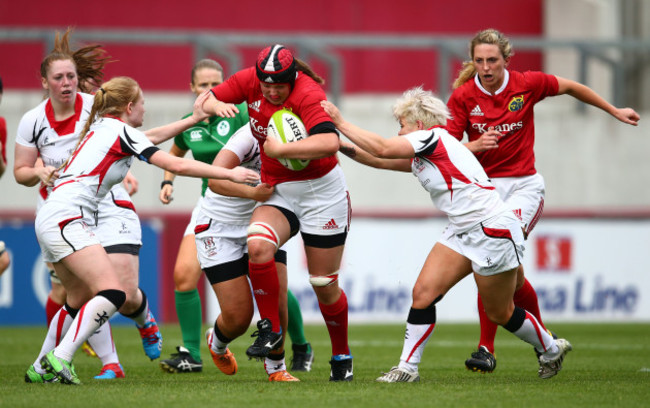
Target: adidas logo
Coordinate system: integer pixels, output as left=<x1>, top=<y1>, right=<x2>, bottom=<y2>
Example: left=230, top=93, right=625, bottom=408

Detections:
left=323, top=218, right=339, bottom=230
left=470, top=105, right=484, bottom=116
left=249, top=100, right=262, bottom=112
left=253, top=289, right=268, bottom=295
left=512, top=209, right=522, bottom=221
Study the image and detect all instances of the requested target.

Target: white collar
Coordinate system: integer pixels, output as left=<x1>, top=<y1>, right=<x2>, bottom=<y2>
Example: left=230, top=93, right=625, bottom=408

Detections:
left=474, top=69, right=510, bottom=96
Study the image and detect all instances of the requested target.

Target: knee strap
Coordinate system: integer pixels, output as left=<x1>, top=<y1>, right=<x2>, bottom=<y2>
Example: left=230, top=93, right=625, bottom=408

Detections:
left=309, top=271, right=339, bottom=287
left=247, top=222, right=280, bottom=249
left=49, top=269, right=62, bottom=285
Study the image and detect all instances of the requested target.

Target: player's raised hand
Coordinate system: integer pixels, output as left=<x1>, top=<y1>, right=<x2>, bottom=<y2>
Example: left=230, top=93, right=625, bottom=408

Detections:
left=613, top=107, right=640, bottom=126
left=321, top=100, right=343, bottom=127
left=468, top=127, right=502, bottom=153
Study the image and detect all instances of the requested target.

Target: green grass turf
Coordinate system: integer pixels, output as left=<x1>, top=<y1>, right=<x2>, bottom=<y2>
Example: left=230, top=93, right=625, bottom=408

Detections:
left=1, top=323, right=648, bottom=407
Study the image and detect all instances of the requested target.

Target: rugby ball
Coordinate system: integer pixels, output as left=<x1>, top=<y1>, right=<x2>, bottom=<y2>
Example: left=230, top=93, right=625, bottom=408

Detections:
left=267, top=109, right=311, bottom=171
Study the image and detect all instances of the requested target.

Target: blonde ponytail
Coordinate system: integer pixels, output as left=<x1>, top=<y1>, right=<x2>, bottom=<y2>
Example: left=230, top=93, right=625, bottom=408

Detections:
left=54, top=77, right=141, bottom=176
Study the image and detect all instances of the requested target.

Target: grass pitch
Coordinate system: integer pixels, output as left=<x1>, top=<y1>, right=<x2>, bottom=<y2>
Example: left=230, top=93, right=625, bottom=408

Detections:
left=1, top=323, right=648, bottom=407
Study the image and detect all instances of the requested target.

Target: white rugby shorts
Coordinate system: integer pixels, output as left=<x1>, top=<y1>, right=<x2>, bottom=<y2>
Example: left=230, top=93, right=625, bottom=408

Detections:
left=439, top=210, right=525, bottom=276
left=96, top=185, right=142, bottom=247
left=183, top=196, right=204, bottom=237
left=194, top=213, right=249, bottom=270
left=35, top=201, right=101, bottom=263
left=491, top=173, right=545, bottom=236
left=264, top=165, right=350, bottom=236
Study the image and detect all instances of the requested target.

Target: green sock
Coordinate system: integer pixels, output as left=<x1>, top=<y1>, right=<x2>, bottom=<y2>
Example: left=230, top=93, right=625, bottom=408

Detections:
left=287, top=289, right=308, bottom=348
left=175, top=289, right=202, bottom=362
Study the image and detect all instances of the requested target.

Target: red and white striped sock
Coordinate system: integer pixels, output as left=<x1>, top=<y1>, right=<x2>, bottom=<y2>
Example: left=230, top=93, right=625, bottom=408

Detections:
left=54, top=295, right=120, bottom=362
left=399, top=322, right=435, bottom=371
left=506, top=307, right=556, bottom=354
left=45, top=296, right=63, bottom=326
left=33, top=305, right=74, bottom=372
left=87, top=321, right=119, bottom=365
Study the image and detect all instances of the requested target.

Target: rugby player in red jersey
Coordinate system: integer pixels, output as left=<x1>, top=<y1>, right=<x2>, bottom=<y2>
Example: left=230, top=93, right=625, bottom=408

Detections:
left=446, top=28, right=639, bottom=375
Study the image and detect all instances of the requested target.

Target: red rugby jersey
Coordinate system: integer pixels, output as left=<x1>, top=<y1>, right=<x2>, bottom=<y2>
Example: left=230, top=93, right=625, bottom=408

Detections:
left=0, top=117, right=6, bottom=164
left=446, top=70, right=558, bottom=178
left=212, top=67, right=337, bottom=185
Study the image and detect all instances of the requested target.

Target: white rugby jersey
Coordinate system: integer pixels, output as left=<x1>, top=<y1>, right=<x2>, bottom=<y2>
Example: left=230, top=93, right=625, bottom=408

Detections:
left=16, top=93, right=93, bottom=170
left=201, top=126, right=261, bottom=224
left=48, top=116, right=158, bottom=209
left=16, top=92, right=136, bottom=212
left=404, top=126, right=505, bottom=233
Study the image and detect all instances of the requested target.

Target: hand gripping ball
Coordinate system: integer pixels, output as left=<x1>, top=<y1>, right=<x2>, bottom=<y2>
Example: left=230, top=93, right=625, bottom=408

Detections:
left=266, top=109, right=311, bottom=171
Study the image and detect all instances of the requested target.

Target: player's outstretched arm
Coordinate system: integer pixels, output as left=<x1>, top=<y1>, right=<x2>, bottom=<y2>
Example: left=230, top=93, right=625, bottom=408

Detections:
left=145, top=92, right=211, bottom=144
left=200, top=91, right=239, bottom=119
left=556, top=76, right=640, bottom=126
left=208, top=149, right=273, bottom=201
left=321, top=100, right=414, bottom=160
left=339, top=141, right=411, bottom=172
left=149, top=150, right=259, bottom=185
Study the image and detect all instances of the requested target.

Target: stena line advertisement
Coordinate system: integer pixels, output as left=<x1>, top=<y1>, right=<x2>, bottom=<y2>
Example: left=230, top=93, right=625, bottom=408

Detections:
left=2, top=214, right=648, bottom=325
left=205, top=217, right=650, bottom=324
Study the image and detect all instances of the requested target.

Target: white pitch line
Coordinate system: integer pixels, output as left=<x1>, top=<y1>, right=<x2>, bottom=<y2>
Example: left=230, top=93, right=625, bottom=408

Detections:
left=306, top=339, right=649, bottom=351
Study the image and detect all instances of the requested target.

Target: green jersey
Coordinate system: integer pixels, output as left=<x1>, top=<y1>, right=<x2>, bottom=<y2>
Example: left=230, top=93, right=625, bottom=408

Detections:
left=174, top=102, right=249, bottom=195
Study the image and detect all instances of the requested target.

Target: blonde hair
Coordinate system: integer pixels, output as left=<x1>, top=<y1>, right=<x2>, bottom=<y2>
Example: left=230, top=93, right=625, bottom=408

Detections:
left=452, top=28, right=514, bottom=89
left=40, top=27, right=112, bottom=94
left=78, top=76, right=142, bottom=140
left=393, top=86, right=451, bottom=128
left=52, top=77, right=141, bottom=178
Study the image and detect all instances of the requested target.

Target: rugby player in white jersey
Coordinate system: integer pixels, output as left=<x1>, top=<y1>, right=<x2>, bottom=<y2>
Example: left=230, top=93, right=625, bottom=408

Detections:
left=322, top=87, right=572, bottom=382
left=26, top=76, right=258, bottom=385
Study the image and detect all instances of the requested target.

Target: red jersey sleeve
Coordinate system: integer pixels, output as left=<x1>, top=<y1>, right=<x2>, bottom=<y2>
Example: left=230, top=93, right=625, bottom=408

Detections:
left=445, top=89, right=470, bottom=141
left=292, top=81, right=332, bottom=133
left=523, top=71, right=559, bottom=101
left=211, top=67, right=257, bottom=104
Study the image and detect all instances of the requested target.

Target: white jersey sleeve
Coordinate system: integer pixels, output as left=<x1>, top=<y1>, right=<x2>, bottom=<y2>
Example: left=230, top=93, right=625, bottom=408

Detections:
left=16, top=93, right=94, bottom=200
left=403, top=127, right=505, bottom=233
left=116, top=123, right=159, bottom=162
left=15, top=100, right=47, bottom=149
left=51, top=117, right=158, bottom=207
left=223, top=125, right=261, bottom=168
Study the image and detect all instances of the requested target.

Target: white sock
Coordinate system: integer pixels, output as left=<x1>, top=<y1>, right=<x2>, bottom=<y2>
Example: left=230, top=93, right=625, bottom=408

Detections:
left=54, top=295, right=119, bottom=362
left=33, top=306, right=73, bottom=372
left=87, top=321, right=119, bottom=365
left=511, top=311, right=556, bottom=354
left=208, top=326, right=229, bottom=354
left=132, top=298, right=149, bottom=327
left=264, top=357, right=286, bottom=375
left=398, top=322, right=435, bottom=371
